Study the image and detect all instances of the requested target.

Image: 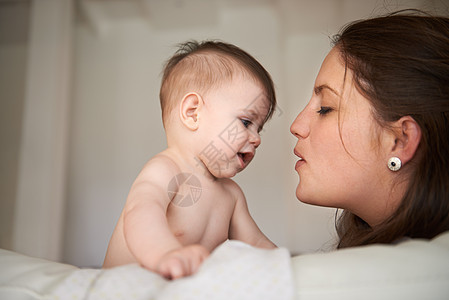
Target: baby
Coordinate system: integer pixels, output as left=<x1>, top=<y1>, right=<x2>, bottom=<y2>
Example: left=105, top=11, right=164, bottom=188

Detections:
left=103, top=40, right=277, bottom=279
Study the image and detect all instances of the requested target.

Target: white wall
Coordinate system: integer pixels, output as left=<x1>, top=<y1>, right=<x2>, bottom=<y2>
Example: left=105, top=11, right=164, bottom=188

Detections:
left=12, top=0, right=73, bottom=261
left=0, top=0, right=30, bottom=252
left=3, top=0, right=446, bottom=267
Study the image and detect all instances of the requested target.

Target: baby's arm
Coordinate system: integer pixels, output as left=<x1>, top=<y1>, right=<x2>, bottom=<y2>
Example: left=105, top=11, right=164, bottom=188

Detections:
left=122, top=157, right=209, bottom=279
left=228, top=182, right=276, bottom=249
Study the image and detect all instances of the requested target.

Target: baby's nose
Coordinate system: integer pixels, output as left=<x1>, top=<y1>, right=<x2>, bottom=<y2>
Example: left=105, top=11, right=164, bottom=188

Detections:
left=249, top=131, right=261, bottom=148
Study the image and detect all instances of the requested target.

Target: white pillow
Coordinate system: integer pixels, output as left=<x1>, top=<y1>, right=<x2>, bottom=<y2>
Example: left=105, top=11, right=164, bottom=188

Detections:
left=291, top=232, right=449, bottom=300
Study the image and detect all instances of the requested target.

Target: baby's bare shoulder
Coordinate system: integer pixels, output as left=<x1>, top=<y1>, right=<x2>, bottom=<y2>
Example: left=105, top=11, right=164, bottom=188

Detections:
left=144, top=152, right=179, bottom=171
left=137, top=152, right=180, bottom=181
left=219, top=178, right=245, bottom=199
left=125, top=152, right=183, bottom=203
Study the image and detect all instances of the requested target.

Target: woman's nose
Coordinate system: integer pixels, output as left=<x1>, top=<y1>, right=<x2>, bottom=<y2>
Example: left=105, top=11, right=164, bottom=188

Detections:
left=290, top=108, right=310, bottom=139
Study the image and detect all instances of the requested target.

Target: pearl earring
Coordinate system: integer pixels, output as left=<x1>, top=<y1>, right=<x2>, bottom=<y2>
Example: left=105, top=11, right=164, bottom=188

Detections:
left=387, top=157, right=402, bottom=171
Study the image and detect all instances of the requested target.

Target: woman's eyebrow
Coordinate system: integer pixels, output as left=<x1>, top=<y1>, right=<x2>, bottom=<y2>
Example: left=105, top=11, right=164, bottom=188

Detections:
left=314, top=84, right=340, bottom=96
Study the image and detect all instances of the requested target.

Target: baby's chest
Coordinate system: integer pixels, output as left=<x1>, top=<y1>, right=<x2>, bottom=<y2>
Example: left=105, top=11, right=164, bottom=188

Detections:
left=167, top=191, right=235, bottom=249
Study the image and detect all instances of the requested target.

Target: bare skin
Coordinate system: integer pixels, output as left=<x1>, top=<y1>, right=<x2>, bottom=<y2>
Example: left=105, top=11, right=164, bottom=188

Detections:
left=103, top=75, right=276, bottom=279
left=103, top=153, right=275, bottom=279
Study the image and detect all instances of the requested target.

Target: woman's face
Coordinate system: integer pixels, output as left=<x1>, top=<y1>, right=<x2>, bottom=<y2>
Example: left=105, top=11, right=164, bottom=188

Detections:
left=290, top=48, right=396, bottom=226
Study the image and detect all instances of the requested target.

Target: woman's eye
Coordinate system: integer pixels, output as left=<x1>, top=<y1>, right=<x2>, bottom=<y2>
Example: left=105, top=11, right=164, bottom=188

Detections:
left=317, top=106, right=333, bottom=115
left=241, top=119, right=252, bottom=128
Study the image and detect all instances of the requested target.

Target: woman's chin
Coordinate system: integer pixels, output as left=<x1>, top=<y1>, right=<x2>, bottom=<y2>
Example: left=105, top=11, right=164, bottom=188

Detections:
left=296, top=187, right=310, bottom=204
left=296, top=187, right=323, bottom=206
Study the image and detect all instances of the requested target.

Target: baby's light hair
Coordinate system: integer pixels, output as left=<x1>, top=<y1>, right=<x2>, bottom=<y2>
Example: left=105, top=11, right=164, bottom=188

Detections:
left=159, top=40, right=276, bottom=127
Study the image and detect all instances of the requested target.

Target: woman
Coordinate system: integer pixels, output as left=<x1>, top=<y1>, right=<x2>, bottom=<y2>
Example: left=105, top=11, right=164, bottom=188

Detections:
left=290, top=10, right=449, bottom=248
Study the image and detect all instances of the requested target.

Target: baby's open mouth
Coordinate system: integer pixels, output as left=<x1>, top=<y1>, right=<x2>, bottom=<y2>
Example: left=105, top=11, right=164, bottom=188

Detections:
left=238, top=152, right=254, bottom=165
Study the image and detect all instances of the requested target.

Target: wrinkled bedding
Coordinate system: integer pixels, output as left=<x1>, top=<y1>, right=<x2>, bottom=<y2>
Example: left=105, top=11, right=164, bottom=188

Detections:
left=2, top=232, right=449, bottom=299
left=52, top=240, right=294, bottom=300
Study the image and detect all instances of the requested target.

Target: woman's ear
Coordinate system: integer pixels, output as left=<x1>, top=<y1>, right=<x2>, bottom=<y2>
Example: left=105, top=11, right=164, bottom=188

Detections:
left=390, top=116, right=422, bottom=165
left=179, top=92, right=203, bottom=131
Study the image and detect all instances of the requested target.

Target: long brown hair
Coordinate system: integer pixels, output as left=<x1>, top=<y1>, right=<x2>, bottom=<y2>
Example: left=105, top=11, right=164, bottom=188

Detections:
left=332, top=10, right=449, bottom=248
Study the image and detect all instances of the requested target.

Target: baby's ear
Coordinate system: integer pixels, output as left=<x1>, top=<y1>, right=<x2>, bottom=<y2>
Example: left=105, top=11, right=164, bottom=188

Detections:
left=179, top=92, right=203, bottom=131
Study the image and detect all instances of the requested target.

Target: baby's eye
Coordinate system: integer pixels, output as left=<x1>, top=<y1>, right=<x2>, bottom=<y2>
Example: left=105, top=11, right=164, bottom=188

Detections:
left=240, top=119, right=252, bottom=128
left=317, top=106, right=333, bottom=115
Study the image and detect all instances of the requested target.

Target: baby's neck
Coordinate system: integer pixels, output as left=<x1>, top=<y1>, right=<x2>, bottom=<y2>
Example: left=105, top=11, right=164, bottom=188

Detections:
left=160, top=147, right=217, bottom=182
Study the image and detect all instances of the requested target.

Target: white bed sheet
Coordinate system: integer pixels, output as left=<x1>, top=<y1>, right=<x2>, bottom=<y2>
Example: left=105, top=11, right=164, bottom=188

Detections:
left=52, top=240, right=294, bottom=300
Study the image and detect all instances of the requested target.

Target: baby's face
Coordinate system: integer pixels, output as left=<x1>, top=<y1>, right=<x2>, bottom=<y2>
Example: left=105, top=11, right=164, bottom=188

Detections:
left=197, top=75, right=270, bottom=178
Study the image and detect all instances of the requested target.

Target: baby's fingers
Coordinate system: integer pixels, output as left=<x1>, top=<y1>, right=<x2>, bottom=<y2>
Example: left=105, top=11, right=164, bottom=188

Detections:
left=158, top=257, right=186, bottom=280
left=157, top=245, right=210, bottom=279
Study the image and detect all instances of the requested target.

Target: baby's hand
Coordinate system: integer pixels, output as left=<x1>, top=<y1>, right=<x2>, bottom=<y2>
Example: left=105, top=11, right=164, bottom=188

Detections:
left=156, top=244, right=210, bottom=280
